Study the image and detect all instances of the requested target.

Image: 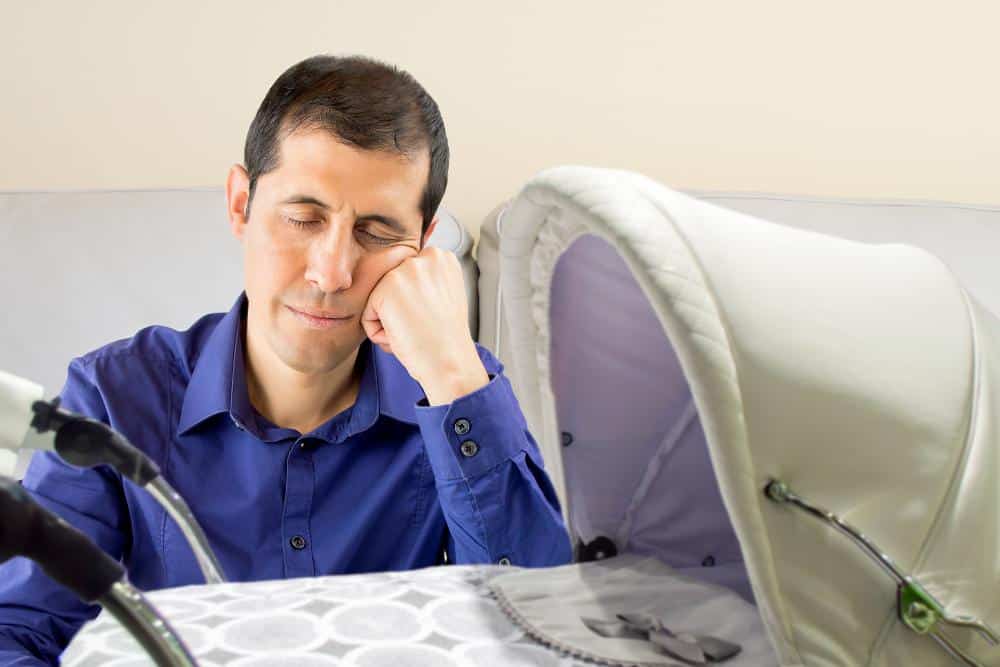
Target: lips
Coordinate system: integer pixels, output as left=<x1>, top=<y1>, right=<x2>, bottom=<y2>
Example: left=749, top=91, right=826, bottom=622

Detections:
left=290, top=306, right=350, bottom=319
left=286, top=305, right=353, bottom=329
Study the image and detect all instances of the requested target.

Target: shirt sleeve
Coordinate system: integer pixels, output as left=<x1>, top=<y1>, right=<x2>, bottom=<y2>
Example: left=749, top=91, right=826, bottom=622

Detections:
left=414, top=345, right=572, bottom=568
left=0, top=357, right=130, bottom=666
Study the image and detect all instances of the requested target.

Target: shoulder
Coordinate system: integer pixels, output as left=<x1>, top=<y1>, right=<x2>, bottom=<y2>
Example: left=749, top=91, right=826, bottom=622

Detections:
left=74, top=312, right=224, bottom=373
left=60, top=311, right=225, bottom=414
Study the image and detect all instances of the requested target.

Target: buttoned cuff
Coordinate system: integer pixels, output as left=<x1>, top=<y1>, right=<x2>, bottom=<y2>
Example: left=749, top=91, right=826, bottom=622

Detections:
left=414, top=372, right=525, bottom=480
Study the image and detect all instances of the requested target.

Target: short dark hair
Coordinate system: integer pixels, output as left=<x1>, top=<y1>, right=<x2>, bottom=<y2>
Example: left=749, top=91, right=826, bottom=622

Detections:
left=244, top=55, right=449, bottom=233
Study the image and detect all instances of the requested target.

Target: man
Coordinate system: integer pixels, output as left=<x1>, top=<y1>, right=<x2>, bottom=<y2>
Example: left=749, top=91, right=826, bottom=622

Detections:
left=0, top=54, right=571, bottom=664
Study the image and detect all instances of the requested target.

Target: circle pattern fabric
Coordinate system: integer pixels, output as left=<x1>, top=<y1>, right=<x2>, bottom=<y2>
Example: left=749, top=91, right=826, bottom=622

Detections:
left=455, top=642, right=567, bottom=667
left=217, top=611, right=328, bottom=655
left=324, top=601, right=428, bottom=644
left=62, top=565, right=585, bottom=667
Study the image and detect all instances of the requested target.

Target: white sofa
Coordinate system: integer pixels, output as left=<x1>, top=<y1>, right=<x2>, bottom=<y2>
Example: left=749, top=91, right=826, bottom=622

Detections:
left=2, top=183, right=998, bottom=479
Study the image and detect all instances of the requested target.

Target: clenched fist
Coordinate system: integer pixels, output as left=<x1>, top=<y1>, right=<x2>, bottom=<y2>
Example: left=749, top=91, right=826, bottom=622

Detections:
left=362, top=246, right=488, bottom=405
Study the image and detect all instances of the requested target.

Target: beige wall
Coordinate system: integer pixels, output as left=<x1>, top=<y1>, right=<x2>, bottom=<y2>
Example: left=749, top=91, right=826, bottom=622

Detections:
left=1, top=1, right=998, bottom=238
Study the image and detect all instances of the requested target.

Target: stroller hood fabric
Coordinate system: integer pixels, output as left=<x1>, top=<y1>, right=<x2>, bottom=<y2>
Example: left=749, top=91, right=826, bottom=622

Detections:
left=487, top=166, right=1000, bottom=666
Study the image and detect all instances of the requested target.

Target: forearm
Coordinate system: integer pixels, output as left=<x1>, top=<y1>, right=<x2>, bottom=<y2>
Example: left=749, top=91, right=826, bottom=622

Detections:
left=0, top=453, right=127, bottom=665
left=436, top=452, right=572, bottom=566
left=415, top=365, right=571, bottom=567
left=0, top=617, right=69, bottom=666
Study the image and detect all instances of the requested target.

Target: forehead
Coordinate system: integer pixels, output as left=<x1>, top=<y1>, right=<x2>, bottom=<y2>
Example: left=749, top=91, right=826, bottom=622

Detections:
left=264, top=128, right=428, bottom=228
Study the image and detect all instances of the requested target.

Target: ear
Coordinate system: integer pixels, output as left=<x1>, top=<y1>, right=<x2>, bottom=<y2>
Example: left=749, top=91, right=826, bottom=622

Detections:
left=420, top=216, right=439, bottom=249
left=226, top=164, right=251, bottom=241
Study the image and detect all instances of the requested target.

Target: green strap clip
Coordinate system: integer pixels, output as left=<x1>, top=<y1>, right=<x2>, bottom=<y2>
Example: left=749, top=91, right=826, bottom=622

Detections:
left=765, top=479, right=998, bottom=666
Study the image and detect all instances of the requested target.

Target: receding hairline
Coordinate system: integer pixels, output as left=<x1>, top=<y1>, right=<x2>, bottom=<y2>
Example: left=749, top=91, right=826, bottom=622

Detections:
left=278, top=119, right=431, bottom=166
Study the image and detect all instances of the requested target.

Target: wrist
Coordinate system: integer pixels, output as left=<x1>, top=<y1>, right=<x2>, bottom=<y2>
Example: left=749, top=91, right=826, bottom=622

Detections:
left=418, top=349, right=490, bottom=406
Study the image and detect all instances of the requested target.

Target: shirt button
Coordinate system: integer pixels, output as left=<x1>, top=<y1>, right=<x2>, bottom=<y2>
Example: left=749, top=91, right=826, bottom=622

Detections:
left=702, top=555, right=716, bottom=567
left=290, top=535, right=307, bottom=550
left=460, top=440, right=479, bottom=457
left=498, top=556, right=512, bottom=566
left=453, top=418, right=471, bottom=435
left=561, top=431, right=574, bottom=447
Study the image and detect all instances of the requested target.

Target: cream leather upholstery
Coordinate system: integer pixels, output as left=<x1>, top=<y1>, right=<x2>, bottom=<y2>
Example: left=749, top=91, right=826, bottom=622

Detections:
left=480, top=166, right=999, bottom=666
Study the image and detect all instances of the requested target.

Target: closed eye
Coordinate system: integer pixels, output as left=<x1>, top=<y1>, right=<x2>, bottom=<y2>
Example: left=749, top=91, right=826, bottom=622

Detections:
left=285, top=217, right=395, bottom=245
left=355, top=228, right=394, bottom=245
left=286, top=217, right=320, bottom=228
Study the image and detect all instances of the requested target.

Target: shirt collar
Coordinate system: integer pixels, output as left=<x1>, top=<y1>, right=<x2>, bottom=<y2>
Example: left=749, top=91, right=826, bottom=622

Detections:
left=177, top=294, right=245, bottom=436
left=177, top=293, right=423, bottom=439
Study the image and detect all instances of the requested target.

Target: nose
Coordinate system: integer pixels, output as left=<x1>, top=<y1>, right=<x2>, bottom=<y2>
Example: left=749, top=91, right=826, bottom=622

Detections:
left=304, top=221, right=357, bottom=294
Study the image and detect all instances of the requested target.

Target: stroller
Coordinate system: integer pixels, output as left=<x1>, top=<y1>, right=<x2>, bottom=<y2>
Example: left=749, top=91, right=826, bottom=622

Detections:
left=476, top=166, right=1000, bottom=666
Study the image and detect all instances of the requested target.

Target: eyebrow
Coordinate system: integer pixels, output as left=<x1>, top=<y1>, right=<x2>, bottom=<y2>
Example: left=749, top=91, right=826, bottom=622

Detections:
left=280, top=195, right=410, bottom=235
left=281, top=195, right=331, bottom=209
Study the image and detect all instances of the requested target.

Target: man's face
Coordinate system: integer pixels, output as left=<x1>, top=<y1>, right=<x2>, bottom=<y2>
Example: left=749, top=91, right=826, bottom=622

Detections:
left=230, top=128, right=431, bottom=375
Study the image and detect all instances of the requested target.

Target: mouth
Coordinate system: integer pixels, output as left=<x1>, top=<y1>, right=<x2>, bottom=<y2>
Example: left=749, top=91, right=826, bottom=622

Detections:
left=286, top=305, right=354, bottom=330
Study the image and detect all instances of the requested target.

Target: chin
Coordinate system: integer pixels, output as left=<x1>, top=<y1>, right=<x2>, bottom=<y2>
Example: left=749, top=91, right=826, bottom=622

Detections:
left=276, top=332, right=364, bottom=374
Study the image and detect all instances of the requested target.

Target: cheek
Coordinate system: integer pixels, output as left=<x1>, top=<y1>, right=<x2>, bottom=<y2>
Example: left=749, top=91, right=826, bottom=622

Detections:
left=244, top=223, right=307, bottom=296
left=353, top=252, right=400, bottom=292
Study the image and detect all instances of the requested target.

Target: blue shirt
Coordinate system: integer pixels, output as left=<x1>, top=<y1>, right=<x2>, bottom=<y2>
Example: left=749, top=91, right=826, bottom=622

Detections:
left=0, top=294, right=571, bottom=665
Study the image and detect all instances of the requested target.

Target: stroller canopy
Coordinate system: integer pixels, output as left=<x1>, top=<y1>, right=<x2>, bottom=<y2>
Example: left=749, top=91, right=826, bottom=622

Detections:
left=479, top=166, right=1000, bottom=666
